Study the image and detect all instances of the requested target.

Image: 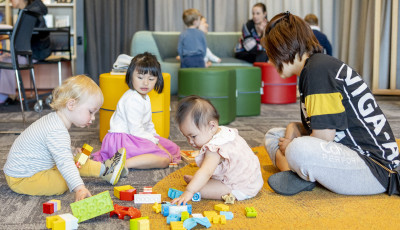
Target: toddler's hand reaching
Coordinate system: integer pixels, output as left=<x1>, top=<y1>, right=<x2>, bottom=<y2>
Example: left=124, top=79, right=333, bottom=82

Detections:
left=74, top=185, right=92, bottom=201
left=171, top=191, right=194, bottom=206
left=73, top=147, right=82, bottom=156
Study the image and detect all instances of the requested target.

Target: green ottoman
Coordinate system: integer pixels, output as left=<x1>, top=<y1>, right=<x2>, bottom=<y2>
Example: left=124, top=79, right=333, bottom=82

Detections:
left=178, top=68, right=236, bottom=125
left=212, top=66, right=261, bottom=116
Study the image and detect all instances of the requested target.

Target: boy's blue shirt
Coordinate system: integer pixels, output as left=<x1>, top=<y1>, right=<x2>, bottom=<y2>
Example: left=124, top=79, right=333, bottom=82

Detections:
left=177, top=28, right=207, bottom=57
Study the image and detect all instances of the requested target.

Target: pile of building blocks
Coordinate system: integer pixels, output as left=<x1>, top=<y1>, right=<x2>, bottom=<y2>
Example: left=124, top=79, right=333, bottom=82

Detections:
left=46, top=213, right=78, bottom=230
left=70, top=191, right=114, bottom=223
left=130, top=216, right=150, bottom=230
left=110, top=204, right=141, bottom=220
left=114, top=185, right=161, bottom=204
left=43, top=199, right=61, bottom=214
left=75, top=144, right=93, bottom=168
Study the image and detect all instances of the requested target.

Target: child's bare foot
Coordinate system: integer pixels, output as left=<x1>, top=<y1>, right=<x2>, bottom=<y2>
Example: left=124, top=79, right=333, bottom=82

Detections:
left=183, top=175, right=193, bottom=184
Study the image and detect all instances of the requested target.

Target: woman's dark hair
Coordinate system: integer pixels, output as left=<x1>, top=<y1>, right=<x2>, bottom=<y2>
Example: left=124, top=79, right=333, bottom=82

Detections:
left=261, top=12, right=322, bottom=73
left=176, top=95, right=219, bottom=129
left=253, top=2, right=267, bottom=13
left=125, top=52, right=164, bottom=94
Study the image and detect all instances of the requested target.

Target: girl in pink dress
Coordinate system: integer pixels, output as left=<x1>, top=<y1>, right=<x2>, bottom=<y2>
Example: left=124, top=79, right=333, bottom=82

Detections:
left=172, top=95, right=263, bottom=205
left=93, top=52, right=180, bottom=169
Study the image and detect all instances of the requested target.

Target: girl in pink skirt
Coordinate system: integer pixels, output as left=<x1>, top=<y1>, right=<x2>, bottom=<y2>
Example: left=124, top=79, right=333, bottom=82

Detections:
left=93, top=52, right=180, bottom=169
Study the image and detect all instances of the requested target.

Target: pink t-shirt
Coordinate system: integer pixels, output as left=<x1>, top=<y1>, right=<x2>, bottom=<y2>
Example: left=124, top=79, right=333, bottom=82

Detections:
left=195, top=126, right=264, bottom=197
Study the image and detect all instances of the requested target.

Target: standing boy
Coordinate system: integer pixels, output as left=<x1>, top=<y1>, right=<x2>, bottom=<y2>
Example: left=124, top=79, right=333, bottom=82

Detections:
left=178, top=8, right=207, bottom=68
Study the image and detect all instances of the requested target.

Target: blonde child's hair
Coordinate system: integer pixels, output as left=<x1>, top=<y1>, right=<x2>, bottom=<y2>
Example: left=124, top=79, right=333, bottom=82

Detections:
left=176, top=95, right=219, bottom=129
left=50, top=75, right=103, bottom=111
left=182, top=8, right=201, bottom=27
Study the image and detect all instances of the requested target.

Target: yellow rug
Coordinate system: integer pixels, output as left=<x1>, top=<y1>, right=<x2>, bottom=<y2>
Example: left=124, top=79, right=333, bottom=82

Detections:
left=140, top=141, right=400, bottom=229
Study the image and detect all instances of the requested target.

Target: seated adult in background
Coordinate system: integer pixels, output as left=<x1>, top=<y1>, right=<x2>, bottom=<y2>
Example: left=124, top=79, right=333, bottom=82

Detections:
left=234, top=2, right=268, bottom=63
left=0, top=0, right=51, bottom=105
left=304, top=13, right=332, bottom=56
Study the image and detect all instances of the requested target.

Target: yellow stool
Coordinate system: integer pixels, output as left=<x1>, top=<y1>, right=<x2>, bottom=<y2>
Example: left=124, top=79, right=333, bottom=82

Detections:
left=99, top=72, right=171, bottom=142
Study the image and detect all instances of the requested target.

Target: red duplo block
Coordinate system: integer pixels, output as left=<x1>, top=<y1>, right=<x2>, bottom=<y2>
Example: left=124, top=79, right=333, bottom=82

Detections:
left=120, top=189, right=137, bottom=201
left=43, top=202, right=54, bottom=214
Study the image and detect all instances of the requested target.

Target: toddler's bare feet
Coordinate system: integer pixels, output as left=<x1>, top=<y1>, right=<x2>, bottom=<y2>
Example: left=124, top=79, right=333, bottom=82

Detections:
left=183, top=175, right=193, bottom=184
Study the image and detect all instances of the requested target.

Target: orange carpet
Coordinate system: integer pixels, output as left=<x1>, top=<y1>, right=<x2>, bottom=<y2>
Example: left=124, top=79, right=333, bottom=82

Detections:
left=140, top=141, right=400, bottom=229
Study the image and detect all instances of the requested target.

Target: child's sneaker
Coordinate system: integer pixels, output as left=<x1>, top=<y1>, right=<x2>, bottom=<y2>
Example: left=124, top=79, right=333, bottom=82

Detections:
left=120, top=166, right=129, bottom=178
left=101, top=148, right=126, bottom=185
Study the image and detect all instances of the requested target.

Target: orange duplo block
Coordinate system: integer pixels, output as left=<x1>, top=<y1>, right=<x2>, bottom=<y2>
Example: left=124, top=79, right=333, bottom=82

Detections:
left=82, top=149, right=91, bottom=156
left=99, top=73, right=171, bottom=142
left=120, top=189, right=137, bottom=201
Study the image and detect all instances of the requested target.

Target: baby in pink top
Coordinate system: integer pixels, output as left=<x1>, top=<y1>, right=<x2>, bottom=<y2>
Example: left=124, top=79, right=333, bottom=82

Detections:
left=172, top=95, right=264, bottom=205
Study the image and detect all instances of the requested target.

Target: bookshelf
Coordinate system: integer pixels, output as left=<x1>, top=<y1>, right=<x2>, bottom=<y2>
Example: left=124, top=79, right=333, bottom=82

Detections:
left=0, top=0, right=85, bottom=75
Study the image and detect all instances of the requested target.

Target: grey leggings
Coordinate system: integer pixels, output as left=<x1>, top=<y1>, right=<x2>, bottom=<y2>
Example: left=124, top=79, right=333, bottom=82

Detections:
left=264, top=128, right=386, bottom=195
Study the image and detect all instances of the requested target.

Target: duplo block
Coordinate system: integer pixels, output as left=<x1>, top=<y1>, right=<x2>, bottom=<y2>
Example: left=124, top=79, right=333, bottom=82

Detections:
left=220, top=211, right=234, bottom=220
left=70, top=191, right=114, bottom=223
left=46, top=215, right=64, bottom=229
left=43, top=202, right=54, bottom=214
left=46, top=213, right=78, bottom=230
left=245, top=207, right=257, bottom=218
left=170, top=221, right=185, bottom=230
left=130, top=216, right=149, bottom=230
left=114, top=185, right=134, bottom=199
left=120, top=188, right=137, bottom=201
left=168, top=188, right=183, bottom=199
left=214, top=204, right=229, bottom=211
left=134, top=193, right=161, bottom=204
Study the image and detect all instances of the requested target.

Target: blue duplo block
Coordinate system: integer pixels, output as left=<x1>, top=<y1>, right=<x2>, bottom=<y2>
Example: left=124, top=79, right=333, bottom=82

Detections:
left=166, top=214, right=180, bottom=224
left=168, top=188, right=184, bottom=199
left=183, top=218, right=197, bottom=230
left=220, top=211, right=234, bottom=220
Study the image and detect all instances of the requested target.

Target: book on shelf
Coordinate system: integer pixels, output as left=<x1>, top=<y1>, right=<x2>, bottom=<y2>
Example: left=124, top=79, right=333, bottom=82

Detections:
left=110, top=68, right=127, bottom=75
left=55, top=15, right=70, bottom=28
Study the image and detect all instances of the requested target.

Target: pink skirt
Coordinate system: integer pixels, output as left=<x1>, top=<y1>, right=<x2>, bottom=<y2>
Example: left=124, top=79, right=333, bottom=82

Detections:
left=92, top=132, right=181, bottom=163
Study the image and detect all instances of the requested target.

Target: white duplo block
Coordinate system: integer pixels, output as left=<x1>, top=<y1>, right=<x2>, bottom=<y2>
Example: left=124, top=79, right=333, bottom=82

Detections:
left=134, top=194, right=161, bottom=204
left=169, top=205, right=188, bottom=216
left=59, top=213, right=79, bottom=230
left=191, top=213, right=204, bottom=218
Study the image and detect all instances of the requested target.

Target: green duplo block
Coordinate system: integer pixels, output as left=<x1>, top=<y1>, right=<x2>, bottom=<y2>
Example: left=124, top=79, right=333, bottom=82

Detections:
left=70, top=191, right=114, bottom=223
left=178, top=68, right=236, bottom=125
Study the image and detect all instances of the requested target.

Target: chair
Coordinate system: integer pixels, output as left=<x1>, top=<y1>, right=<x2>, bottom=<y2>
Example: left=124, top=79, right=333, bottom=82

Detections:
left=34, top=26, right=72, bottom=105
left=35, top=26, right=71, bottom=87
left=0, top=9, right=41, bottom=126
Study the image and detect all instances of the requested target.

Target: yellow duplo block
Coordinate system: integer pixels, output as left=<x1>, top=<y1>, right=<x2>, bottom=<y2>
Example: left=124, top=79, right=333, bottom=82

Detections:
left=220, top=215, right=227, bottom=224
left=152, top=202, right=161, bottom=213
left=203, top=211, right=218, bottom=222
left=212, top=216, right=219, bottom=224
left=82, top=144, right=93, bottom=152
left=130, top=216, right=149, bottom=230
left=214, top=204, right=229, bottom=211
left=46, top=215, right=65, bottom=230
left=138, top=219, right=150, bottom=230
left=49, top=199, right=61, bottom=210
left=114, top=185, right=134, bottom=199
left=170, top=221, right=185, bottom=230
